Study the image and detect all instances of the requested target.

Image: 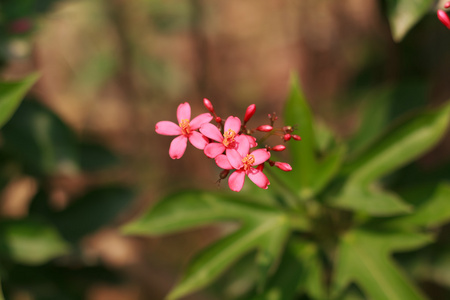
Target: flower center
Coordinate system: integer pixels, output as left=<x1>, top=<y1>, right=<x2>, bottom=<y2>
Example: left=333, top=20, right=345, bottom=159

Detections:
left=179, top=119, right=191, bottom=135
left=222, top=129, right=237, bottom=148
left=242, top=154, right=255, bottom=171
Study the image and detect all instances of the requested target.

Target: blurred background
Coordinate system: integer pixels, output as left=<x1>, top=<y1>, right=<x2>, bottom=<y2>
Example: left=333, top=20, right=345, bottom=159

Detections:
left=0, top=0, right=450, bottom=299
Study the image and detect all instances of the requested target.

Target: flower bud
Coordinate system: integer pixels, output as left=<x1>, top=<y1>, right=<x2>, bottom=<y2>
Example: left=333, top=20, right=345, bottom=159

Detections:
left=215, top=116, right=222, bottom=123
left=446, top=2, right=450, bottom=9
left=438, top=10, right=450, bottom=29
left=283, top=134, right=291, bottom=141
left=256, top=164, right=264, bottom=171
left=271, top=145, right=286, bottom=151
left=203, top=98, right=215, bottom=113
left=275, top=162, right=292, bottom=172
left=244, top=104, right=256, bottom=123
left=256, top=125, right=273, bottom=132
left=292, top=134, right=302, bottom=141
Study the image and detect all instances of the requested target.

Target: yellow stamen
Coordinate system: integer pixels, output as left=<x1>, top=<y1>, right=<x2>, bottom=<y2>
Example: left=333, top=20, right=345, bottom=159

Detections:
left=179, top=119, right=191, bottom=135
left=242, top=154, right=255, bottom=171
left=223, top=129, right=236, bottom=147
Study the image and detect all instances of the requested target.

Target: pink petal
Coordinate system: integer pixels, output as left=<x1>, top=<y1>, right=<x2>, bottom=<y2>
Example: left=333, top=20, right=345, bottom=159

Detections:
left=235, top=135, right=250, bottom=157
left=229, top=170, right=245, bottom=192
left=250, top=149, right=271, bottom=165
left=200, top=123, right=223, bottom=142
left=177, top=102, right=191, bottom=123
left=190, top=113, right=213, bottom=130
left=247, top=168, right=270, bottom=189
left=244, top=135, right=257, bottom=148
left=215, top=154, right=233, bottom=169
left=155, top=121, right=182, bottom=136
left=204, top=142, right=226, bottom=158
left=224, top=116, right=241, bottom=133
left=227, top=149, right=244, bottom=169
left=169, top=135, right=188, bottom=159
left=189, top=131, right=209, bottom=150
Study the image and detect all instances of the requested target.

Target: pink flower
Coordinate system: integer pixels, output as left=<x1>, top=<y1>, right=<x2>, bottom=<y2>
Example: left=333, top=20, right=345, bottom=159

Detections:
left=155, top=102, right=213, bottom=159
left=215, top=137, right=270, bottom=192
left=201, top=116, right=256, bottom=159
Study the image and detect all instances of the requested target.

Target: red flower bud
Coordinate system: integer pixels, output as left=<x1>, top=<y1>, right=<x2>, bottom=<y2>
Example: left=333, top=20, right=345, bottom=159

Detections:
left=275, top=162, right=292, bottom=172
left=215, top=116, right=222, bottom=123
left=203, top=98, right=215, bottom=113
left=256, top=125, right=273, bottom=132
left=244, top=104, right=256, bottom=123
left=445, top=2, right=450, bottom=9
left=438, top=10, right=450, bottom=29
left=256, top=164, right=264, bottom=171
left=292, top=134, right=302, bottom=141
left=271, top=145, right=286, bottom=151
left=283, top=134, right=291, bottom=141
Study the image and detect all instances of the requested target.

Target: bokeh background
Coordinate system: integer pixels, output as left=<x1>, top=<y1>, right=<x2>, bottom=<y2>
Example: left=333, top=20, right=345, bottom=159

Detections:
left=1, top=0, right=450, bottom=299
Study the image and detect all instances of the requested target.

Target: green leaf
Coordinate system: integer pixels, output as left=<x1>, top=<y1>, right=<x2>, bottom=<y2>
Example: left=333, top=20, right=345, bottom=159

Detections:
left=123, top=190, right=279, bottom=235
left=51, top=186, right=134, bottom=243
left=312, top=145, right=346, bottom=196
left=0, top=73, right=39, bottom=129
left=123, top=190, right=290, bottom=300
left=168, top=216, right=289, bottom=300
left=78, top=142, right=120, bottom=171
left=334, top=228, right=432, bottom=300
left=283, top=74, right=317, bottom=199
left=332, top=185, right=412, bottom=216
left=2, top=100, right=78, bottom=175
left=343, top=102, right=450, bottom=187
left=385, top=183, right=450, bottom=228
left=348, top=82, right=427, bottom=155
left=0, top=278, right=4, bottom=300
left=0, top=219, right=69, bottom=265
left=314, top=120, right=335, bottom=154
left=255, top=239, right=325, bottom=300
left=385, top=0, right=433, bottom=42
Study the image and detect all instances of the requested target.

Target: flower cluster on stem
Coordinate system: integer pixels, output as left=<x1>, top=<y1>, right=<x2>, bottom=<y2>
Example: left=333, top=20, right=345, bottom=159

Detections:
left=155, top=100, right=301, bottom=192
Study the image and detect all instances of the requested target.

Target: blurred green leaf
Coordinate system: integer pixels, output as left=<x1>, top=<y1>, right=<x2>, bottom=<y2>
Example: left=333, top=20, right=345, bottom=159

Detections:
left=51, top=186, right=134, bottom=243
left=5, top=263, right=120, bottom=300
left=0, top=278, right=3, bottom=300
left=312, top=145, right=346, bottom=196
left=283, top=74, right=317, bottom=199
left=407, top=243, right=450, bottom=289
left=0, top=219, right=69, bottom=265
left=167, top=216, right=289, bottom=300
left=123, top=190, right=281, bottom=235
left=123, top=190, right=290, bottom=300
left=349, top=82, right=427, bottom=154
left=78, top=142, right=120, bottom=171
left=384, top=183, right=450, bottom=228
left=385, top=0, right=433, bottom=42
left=254, top=239, right=325, bottom=300
left=2, top=100, right=78, bottom=175
left=334, top=228, right=432, bottom=300
left=0, top=73, right=38, bottom=129
left=314, top=120, right=335, bottom=154
left=343, top=102, right=450, bottom=187
left=332, top=184, right=412, bottom=216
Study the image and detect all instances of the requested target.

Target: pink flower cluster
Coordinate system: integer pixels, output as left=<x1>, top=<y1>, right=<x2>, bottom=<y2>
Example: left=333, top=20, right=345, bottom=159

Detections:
left=155, top=100, right=300, bottom=192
